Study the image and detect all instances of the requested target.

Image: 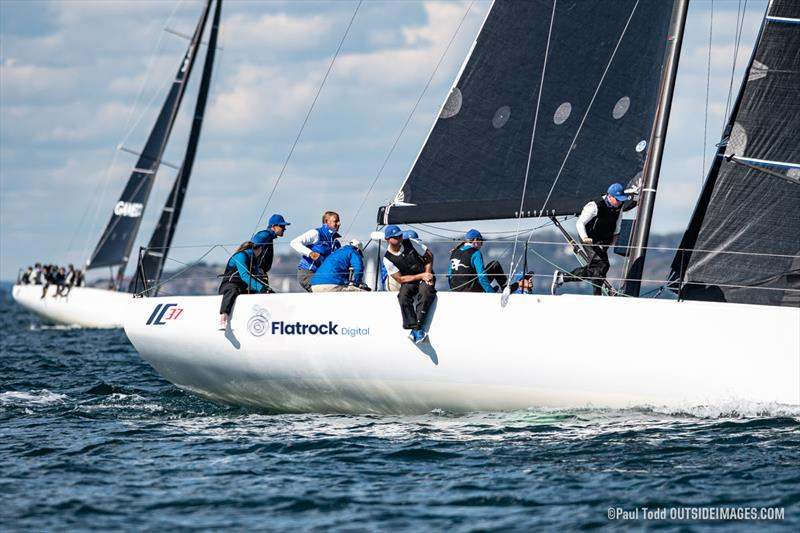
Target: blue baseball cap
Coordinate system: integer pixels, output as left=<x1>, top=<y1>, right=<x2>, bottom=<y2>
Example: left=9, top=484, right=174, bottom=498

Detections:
left=402, top=230, right=419, bottom=239
left=465, top=229, right=483, bottom=240
left=607, top=183, right=631, bottom=202
left=251, top=231, right=273, bottom=246
left=384, top=225, right=402, bottom=239
left=268, top=214, right=290, bottom=227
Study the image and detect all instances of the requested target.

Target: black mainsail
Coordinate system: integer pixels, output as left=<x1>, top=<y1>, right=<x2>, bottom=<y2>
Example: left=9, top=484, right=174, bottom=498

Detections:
left=378, top=0, right=674, bottom=224
left=136, top=0, right=222, bottom=295
left=669, top=0, right=800, bottom=307
left=86, top=1, right=212, bottom=280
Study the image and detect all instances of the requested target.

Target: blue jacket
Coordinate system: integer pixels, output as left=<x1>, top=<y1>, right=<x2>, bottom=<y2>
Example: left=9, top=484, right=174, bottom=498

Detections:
left=298, top=225, right=341, bottom=272
left=311, top=245, right=364, bottom=286
left=447, top=244, right=494, bottom=292
left=226, top=249, right=265, bottom=292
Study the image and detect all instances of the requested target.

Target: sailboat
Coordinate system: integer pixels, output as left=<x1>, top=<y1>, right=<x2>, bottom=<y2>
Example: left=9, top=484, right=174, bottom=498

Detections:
left=12, top=0, right=222, bottom=328
left=123, top=0, right=799, bottom=413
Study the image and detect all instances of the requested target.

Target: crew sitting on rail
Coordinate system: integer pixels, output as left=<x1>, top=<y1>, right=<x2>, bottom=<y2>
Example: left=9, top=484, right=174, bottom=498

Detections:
left=290, top=211, right=342, bottom=292
left=218, top=233, right=274, bottom=331
left=252, top=213, right=290, bottom=287
left=448, top=229, right=507, bottom=293
left=311, top=239, right=370, bottom=292
left=510, top=272, right=534, bottom=294
left=381, top=229, right=419, bottom=292
left=382, top=225, right=435, bottom=344
left=551, top=182, right=629, bottom=295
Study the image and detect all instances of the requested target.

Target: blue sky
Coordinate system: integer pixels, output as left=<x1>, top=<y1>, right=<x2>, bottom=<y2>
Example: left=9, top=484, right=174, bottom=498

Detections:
left=0, top=0, right=767, bottom=281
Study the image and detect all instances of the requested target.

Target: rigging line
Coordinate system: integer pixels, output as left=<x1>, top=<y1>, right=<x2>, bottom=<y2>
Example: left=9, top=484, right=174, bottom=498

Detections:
left=253, top=0, right=363, bottom=234
left=342, top=0, right=476, bottom=239
left=725, top=156, right=800, bottom=185
left=703, top=0, right=714, bottom=185
left=135, top=242, right=219, bottom=297
left=79, top=0, right=186, bottom=265
left=724, top=0, right=748, bottom=123
left=507, top=0, right=558, bottom=282
left=511, top=0, right=642, bottom=279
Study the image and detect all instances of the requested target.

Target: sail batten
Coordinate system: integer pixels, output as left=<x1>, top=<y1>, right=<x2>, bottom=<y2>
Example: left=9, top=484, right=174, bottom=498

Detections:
left=670, top=1, right=800, bottom=308
left=86, top=1, right=212, bottom=273
left=378, top=0, right=674, bottom=225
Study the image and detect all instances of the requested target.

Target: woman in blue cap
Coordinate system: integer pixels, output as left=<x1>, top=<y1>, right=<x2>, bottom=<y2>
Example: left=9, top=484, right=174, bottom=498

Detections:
left=217, top=232, right=275, bottom=330
left=551, top=182, right=630, bottom=295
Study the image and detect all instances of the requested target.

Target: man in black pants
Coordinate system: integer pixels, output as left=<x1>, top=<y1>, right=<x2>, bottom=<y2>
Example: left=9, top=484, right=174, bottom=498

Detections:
left=552, top=182, right=630, bottom=295
left=382, top=225, right=436, bottom=344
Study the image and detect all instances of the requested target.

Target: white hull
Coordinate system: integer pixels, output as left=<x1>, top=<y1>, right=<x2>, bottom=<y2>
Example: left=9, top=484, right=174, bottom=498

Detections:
left=123, top=292, right=800, bottom=414
left=12, top=284, right=132, bottom=328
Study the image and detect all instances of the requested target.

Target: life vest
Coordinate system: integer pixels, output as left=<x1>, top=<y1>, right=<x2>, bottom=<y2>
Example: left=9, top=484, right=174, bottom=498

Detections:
left=221, top=249, right=260, bottom=292
left=448, top=245, right=481, bottom=292
left=298, top=225, right=341, bottom=272
left=585, top=197, right=622, bottom=245
left=384, top=239, right=426, bottom=276
left=252, top=229, right=276, bottom=273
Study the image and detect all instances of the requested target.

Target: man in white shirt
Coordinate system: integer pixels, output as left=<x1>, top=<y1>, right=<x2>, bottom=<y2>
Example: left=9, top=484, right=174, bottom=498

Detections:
left=382, top=225, right=435, bottom=343
left=552, top=182, right=630, bottom=295
left=290, top=211, right=342, bottom=292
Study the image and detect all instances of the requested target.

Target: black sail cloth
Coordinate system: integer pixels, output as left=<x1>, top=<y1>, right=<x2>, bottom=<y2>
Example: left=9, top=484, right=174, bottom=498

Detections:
left=670, top=1, right=800, bottom=308
left=378, top=0, right=673, bottom=224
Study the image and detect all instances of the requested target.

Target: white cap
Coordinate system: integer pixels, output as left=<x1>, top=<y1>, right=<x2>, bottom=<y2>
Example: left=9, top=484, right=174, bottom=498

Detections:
left=349, top=239, right=362, bottom=250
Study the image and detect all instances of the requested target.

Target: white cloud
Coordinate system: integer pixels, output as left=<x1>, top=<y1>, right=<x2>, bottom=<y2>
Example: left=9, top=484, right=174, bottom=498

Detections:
left=220, top=12, right=333, bottom=51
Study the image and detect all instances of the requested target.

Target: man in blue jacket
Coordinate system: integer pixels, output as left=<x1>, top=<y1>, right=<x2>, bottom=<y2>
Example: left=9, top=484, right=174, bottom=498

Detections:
left=310, top=240, right=367, bottom=292
left=251, top=213, right=290, bottom=286
left=448, top=229, right=507, bottom=292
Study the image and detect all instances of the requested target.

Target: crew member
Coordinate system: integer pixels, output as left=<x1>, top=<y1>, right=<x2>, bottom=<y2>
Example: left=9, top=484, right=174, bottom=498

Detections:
left=218, top=233, right=273, bottom=330
left=382, top=229, right=419, bottom=292
left=290, top=211, right=342, bottom=292
left=382, top=225, right=435, bottom=344
left=311, top=240, right=368, bottom=292
left=251, top=213, right=290, bottom=288
left=552, top=182, right=630, bottom=295
left=448, top=229, right=507, bottom=293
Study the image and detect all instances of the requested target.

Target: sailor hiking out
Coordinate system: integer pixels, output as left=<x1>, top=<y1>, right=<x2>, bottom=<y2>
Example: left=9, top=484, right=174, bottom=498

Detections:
left=291, top=211, right=342, bottom=292
left=217, top=233, right=274, bottom=330
left=552, top=182, right=630, bottom=295
left=448, top=229, right=508, bottom=293
left=382, top=225, right=436, bottom=344
left=311, top=239, right=369, bottom=292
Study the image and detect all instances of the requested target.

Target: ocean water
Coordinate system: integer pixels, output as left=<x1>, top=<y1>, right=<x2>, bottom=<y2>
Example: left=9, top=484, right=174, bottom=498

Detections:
left=1, top=291, right=798, bottom=531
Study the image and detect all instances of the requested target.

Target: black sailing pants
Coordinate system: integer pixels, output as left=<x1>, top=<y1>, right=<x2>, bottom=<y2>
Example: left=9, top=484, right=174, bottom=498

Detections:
left=564, top=245, right=610, bottom=296
left=219, top=281, right=246, bottom=315
left=398, top=280, right=437, bottom=330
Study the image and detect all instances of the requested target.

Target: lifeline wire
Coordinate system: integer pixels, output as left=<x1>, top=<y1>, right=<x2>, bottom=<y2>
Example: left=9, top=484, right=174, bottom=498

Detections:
left=253, top=0, right=363, bottom=234
left=342, top=0, right=476, bottom=239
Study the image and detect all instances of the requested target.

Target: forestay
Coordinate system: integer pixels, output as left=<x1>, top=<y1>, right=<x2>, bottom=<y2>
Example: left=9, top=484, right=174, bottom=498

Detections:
left=378, top=0, right=674, bottom=224
left=670, top=0, right=800, bottom=307
left=87, top=1, right=212, bottom=271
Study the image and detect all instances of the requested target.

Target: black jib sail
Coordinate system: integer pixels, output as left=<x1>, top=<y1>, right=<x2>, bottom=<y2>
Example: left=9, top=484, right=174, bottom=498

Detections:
left=669, top=1, right=800, bottom=308
left=136, top=0, right=222, bottom=295
left=378, top=0, right=674, bottom=224
left=86, top=1, right=212, bottom=273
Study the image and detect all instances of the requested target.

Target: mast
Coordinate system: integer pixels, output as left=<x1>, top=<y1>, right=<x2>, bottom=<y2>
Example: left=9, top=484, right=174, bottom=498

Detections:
left=86, top=1, right=212, bottom=288
left=622, top=0, right=689, bottom=297
left=135, top=0, right=222, bottom=295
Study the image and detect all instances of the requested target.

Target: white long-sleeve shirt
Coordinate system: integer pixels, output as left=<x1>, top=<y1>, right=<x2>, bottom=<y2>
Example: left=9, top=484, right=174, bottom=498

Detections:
left=575, top=197, right=622, bottom=241
left=290, top=229, right=325, bottom=257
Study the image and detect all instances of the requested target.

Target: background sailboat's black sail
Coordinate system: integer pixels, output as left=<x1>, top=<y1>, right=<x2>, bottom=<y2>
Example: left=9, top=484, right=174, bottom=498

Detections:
left=670, top=1, right=800, bottom=307
left=86, top=1, right=212, bottom=277
left=379, top=0, right=674, bottom=224
left=136, top=0, right=222, bottom=295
